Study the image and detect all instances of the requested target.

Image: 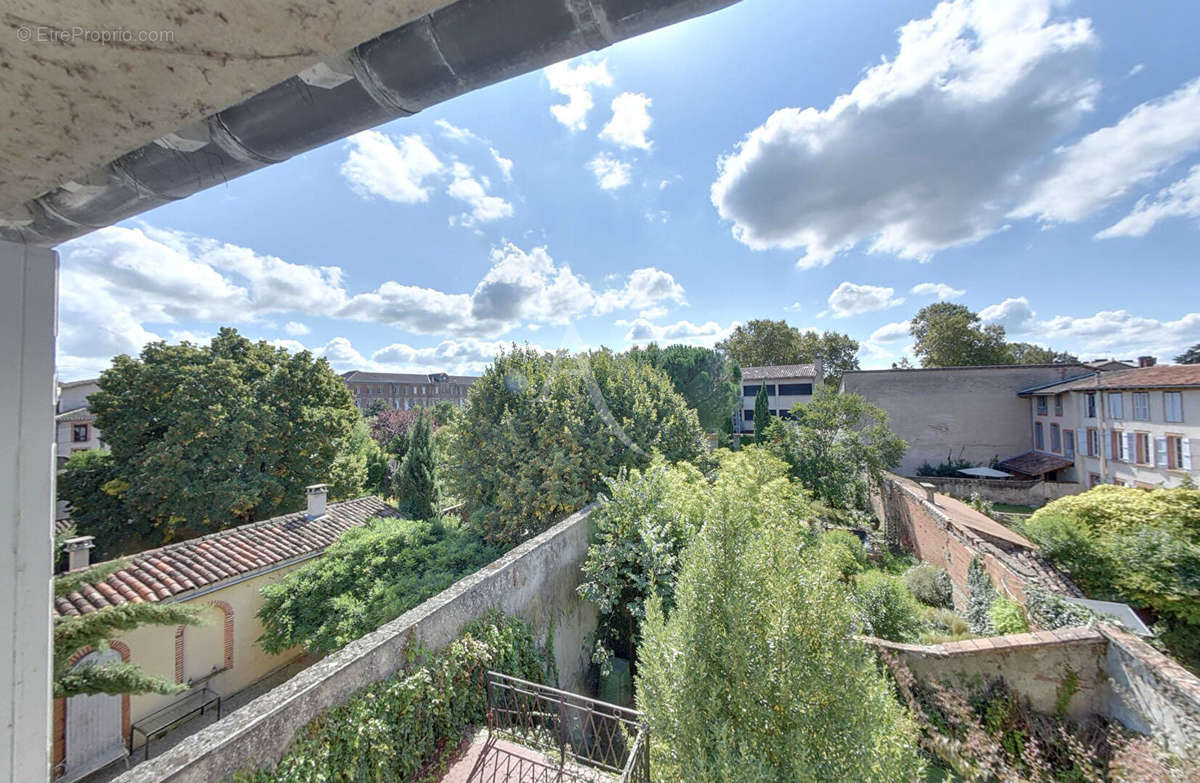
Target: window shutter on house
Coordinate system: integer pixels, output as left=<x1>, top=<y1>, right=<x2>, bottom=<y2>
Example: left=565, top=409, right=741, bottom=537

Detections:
left=1184, top=439, right=1193, bottom=472
left=1104, top=431, right=1113, bottom=459
left=1145, top=435, right=1154, bottom=467
left=1123, top=432, right=1135, bottom=463
left=1157, top=437, right=1169, bottom=467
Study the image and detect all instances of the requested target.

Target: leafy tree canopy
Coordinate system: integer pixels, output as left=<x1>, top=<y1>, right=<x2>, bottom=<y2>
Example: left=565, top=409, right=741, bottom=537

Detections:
left=625, top=344, right=741, bottom=432
left=636, top=449, right=923, bottom=782
left=753, top=382, right=770, bottom=443
left=1177, top=343, right=1200, bottom=364
left=909, top=303, right=1012, bottom=367
left=716, top=320, right=860, bottom=384
left=1007, top=342, right=1080, bottom=365
left=395, top=411, right=436, bottom=519
left=762, top=387, right=907, bottom=510
left=60, top=328, right=363, bottom=550
left=446, top=346, right=705, bottom=547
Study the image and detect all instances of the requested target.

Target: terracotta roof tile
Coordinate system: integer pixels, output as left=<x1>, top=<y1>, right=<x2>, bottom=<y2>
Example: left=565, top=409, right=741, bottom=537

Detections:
left=997, top=451, right=1076, bottom=477
left=1025, top=365, right=1200, bottom=394
left=55, top=496, right=399, bottom=616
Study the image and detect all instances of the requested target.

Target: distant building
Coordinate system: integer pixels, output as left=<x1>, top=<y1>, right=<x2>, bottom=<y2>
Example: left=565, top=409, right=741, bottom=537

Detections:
left=736, top=361, right=822, bottom=434
left=55, top=379, right=103, bottom=524
left=841, top=364, right=1092, bottom=475
left=52, top=486, right=399, bottom=781
left=341, top=370, right=478, bottom=412
left=1016, top=363, right=1198, bottom=489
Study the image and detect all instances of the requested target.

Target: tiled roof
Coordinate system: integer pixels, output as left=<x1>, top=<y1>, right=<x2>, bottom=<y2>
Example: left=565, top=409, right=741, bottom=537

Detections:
left=54, top=496, right=400, bottom=616
left=55, top=408, right=95, bottom=423
left=742, top=364, right=817, bottom=380
left=997, top=451, right=1076, bottom=477
left=1024, top=365, right=1200, bottom=394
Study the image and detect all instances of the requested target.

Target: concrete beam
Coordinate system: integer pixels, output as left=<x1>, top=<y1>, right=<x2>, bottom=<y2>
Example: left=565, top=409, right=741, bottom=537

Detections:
left=0, top=239, right=57, bottom=782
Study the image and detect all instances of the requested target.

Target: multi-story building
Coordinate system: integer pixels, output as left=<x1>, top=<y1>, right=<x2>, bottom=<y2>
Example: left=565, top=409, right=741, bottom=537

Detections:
left=1016, top=364, right=1198, bottom=489
left=341, top=370, right=478, bottom=412
left=55, top=379, right=103, bottom=524
left=736, top=362, right=822, bottom=434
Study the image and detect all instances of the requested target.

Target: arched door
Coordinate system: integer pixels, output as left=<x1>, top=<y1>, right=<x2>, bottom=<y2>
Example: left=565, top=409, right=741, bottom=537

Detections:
left=63, top=649, right=125, bottom=780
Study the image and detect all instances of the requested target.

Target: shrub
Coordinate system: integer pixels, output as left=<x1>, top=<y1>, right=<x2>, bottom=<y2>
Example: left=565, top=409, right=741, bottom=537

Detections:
left=637, top=450, right=923, bottom=782
left=855, top=571, right=924, bottom=643
left=988, top=597, right=1029, bottom=635
left=447, top=346, right=705, bottom=547
left=923, top=607, right=969, bottom=637
left=903, top=564, right=954, bottom=608
left=1024, top=587, right=1095, bottom=631
left=258, top=517, right=500, bottom=655
left=394, top=411, right=436, bottom=519
left=234, top=613, right=551, bottom=783
left=966, top=557, right=997, bottom=635
left=965, top=491, right=995, bottom=518
left=818, top=529, right=868, bottom=581
left=577, top=459, right=707, bottom=665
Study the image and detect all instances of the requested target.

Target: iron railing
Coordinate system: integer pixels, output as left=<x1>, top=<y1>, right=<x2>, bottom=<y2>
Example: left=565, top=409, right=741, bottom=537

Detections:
left=468, top=671, right=649, bottom=783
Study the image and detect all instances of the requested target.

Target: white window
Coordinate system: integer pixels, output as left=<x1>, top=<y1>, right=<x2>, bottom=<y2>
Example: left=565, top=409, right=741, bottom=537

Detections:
left=1132, top=392, right=1150, bottom=421
left=1164, top=392, right=1184, bottom=423
left=1108, top=392, right=1124, bottom=420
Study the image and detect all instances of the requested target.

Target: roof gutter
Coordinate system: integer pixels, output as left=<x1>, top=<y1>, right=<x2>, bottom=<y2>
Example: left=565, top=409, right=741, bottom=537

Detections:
left=2, top=0, right=740, bottom=247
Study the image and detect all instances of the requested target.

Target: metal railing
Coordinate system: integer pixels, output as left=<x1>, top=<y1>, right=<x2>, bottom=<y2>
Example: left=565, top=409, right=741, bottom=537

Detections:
left=468, top=671, right=649, bottom=783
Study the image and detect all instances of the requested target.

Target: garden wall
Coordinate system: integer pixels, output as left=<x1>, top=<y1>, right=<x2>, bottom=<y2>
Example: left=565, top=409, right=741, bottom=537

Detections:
left=113, top=505, right=599, bottom=783
left=908, top=475, right=1081, bottom=508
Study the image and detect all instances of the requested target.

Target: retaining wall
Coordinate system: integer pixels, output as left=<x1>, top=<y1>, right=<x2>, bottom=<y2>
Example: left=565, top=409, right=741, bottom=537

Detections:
left=908, top=475, right=1081, bottom=508
left=113, top=505, right=599, bottom=783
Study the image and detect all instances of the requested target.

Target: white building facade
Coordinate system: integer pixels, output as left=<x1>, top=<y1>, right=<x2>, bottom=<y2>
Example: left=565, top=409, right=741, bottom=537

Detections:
left=736, top=362, right=822, bottom=434
left=1020, top=365, right=1198, bottom=489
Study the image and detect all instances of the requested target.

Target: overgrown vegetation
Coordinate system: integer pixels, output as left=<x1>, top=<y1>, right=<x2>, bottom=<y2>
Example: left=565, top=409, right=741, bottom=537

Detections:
left=903, top=563, right=954, bottom=609
left=394, top=410, right=436, bottom=519
left=625, top=344, right=741, bottom=433
left=58, top=329, right=366, bottom=554
left=258, top=516, right=499, bottom=655
left=966, top=556, right=999, bottom=636
left=762, top=387, right=907, bottom=511
left=234, top=613, right=552, bottom=783
left=1022, top=485, right=1200, bottom=670
left=636, top=449, right=925, bottom=782
left=715, top=320, right=861, bottom=385
left=446, top=346, right=705, bottom=547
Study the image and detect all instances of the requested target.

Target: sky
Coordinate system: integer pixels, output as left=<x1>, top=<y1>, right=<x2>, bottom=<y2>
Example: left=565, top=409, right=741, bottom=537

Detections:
left=56, top=0, right=1200, bottom=380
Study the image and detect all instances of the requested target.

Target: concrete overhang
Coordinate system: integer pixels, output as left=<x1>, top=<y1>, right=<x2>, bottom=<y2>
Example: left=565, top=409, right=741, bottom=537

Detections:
left=0, top=0, right=740, bottom=247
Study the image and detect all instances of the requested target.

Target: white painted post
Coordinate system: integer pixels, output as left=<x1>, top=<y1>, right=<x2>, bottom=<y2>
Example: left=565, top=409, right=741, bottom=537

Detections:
left=0, top=239, right=57, bottom=782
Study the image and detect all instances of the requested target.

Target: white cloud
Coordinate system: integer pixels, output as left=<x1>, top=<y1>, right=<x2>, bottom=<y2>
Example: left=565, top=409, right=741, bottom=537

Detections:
left=1128, top=63, right=1145, bottom=77
left=282, top=321, right=310, bottom=336
left=711, top=0, right=1097, bottom=267
left=588, top=153, right=632, bottom=190
left=600, top=92, right=653, bottom=151
left=340, top=131, right=443, bottom=203
left=979, top=296, right=1037, bottom=332
left=490, top=147, right=514, bottom=180
left=1014, top=78, right=1200, bottom=225
left=827, top=282, right=904, bottom=318
left=622, top=318, right=738, bottom=346
left=594, top=267, right=686, bottom=314
left=544, top=58, right=612, bottom=131
left=869, top=320, right=912, bottom=343
left=470, top=244, right=594, bottom=326
left=1096, top=164, right=1200, bottom=238
left=910, top=282, right=965, bottom=299
left=434, top=119, right=481, bottom=143
left=447, top=163, right=514, bottom=225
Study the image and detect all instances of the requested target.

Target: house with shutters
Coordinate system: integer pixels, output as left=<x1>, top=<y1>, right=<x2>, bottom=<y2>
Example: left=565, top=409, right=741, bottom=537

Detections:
left=735, top=361, right=823, bottom=434
left=1015, top=364, right=1198, bottom=489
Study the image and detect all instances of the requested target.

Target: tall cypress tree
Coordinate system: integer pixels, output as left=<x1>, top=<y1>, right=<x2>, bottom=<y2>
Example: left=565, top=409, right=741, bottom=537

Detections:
left=753, top=383, right=770, bottom=443
left=395, top=411, right=436, bottom=519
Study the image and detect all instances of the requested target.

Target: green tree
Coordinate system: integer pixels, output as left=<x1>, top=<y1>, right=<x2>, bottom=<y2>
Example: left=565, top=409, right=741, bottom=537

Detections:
left=364, top=398, right=390, bottom=418
left=1007, top=342, right=1079, bottom=364
left=54, top=562, right=201, bottom=698
left=1177, top=344, right=1200, bottom=364
left=447, top=346, right=705, bottom=547
left=626, top=344, right=741, bottom=432
left=257, top=517, right=499, bottom=655
left=909, top=303, right=1011, bottom=367
left=636, top=450, right=923, bottom=782
left=395, top=412, right=436, bottom=519
left=59, top=329, right=362, bottom=549
left=56, top=449, right=154, bottom=560
left=767, top=388, right=907, bottom=510
left=717, top=320, right=860, bottom=383
left=430, top=400, right=460, bottom=427
left=752, top=382, right=770, bottom=443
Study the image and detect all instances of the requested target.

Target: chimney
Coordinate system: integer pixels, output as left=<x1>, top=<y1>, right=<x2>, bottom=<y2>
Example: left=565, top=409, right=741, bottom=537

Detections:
left=62, top=536, right=95, bottom=571
left=1138, top=356, right=1157, bottom=368
left=306, top=484, right=328, bottom=520
left=919, top=482, right=937, bottom=505
left=813, top=354, right=824, bottom=383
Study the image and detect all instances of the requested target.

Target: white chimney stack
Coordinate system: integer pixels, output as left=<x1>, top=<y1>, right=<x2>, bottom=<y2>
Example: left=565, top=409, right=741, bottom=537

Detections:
left=62, top=536, right=95, bottom=571
left=306, top=484, right=328, bottom=520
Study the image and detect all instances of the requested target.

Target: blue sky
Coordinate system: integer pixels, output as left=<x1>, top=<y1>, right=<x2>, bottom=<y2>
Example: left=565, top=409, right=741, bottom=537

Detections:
left=57, top=0, right=1200, bottom=380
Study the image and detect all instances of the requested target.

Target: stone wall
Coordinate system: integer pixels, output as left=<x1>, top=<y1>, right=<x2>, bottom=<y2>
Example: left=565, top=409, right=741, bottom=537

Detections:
left=910, top=475, right=1081, bottom=508
left=1099, top=625, right=1200, bottom=755
left=113, top=505, right=599, bottom=783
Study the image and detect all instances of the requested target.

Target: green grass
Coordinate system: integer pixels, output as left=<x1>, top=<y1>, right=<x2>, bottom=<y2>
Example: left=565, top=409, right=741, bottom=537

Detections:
left=991, top=503, right=1036, bottom=515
